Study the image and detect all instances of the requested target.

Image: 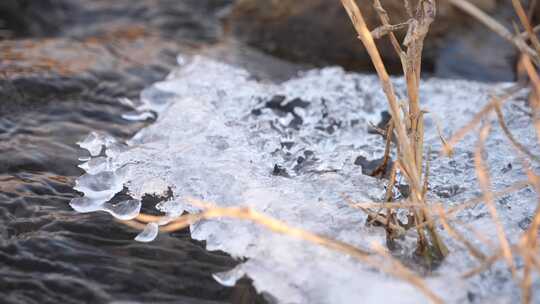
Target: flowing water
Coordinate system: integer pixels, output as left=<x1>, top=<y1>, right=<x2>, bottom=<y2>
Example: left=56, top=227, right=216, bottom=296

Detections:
left=0, top=1, right=268, bottom=303
left=0, top=70, right=269, bottom=304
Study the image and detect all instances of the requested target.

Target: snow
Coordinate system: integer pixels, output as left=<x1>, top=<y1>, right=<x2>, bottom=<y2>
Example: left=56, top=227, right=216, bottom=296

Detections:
left=71, top=55, right=540, bottom=303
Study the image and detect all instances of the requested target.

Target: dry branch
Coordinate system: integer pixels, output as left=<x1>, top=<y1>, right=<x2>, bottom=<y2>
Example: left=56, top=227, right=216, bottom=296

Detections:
left=123, top=199, right=444, bottom=304
left=474, top=125, right=516, bottom=275
left=341, top=0, right=447, bottom=261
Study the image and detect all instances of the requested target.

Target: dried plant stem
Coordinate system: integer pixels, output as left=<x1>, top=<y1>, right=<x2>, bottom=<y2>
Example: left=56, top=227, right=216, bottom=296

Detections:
left=340, top=0, right=420, bottom=190
left=493, top=101, right=540, bottom=163
left=125, top=199, right=443, bottom=304
left=384, top=162, right=398, bottom=202
left=341, top=0, right=448, bottom=261
left=518, top=166, right=540, bottom=303
left=474, top=125, right=516, bottom=275
left=512, top=0, right=540, bottom=56
left=443, top=84, right=524, bottom=155
left=372, top=0, right=406, bottom=64
left=519, top=24, right=540, bottom=39
left=403, top=1, right=435, bottom=178
left=372, top=121, right=394, bottom=177
left=346, top=197, right=407, bottom=236
left=462, top=251, right=502, bottom=278
left=520, top=55, right=540, bottom=140
left=416, top=180, right=531, bottom=230
left=350, top=180, right=529, bottom=217
left=436, top=206, right=486, bottom=261
left=350, top=201, right=432, bottom=210
left=384, top=162, right=399, bottom=234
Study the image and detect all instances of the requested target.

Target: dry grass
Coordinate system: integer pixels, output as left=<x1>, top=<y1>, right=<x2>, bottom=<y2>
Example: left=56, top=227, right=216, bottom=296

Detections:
left=118, top=1, right=540, bottom=303
left=342, top=0, right=540, bottom=302
left=443, top=1, right=540, bottom=302
left=474, top=124, right=517, bottom=274
left=341, top=0, right=447, bottom=262
left=123, top=198, right=444, bottom=304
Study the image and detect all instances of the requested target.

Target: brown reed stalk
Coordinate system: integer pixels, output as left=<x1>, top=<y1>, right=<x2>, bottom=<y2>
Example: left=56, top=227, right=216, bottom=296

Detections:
left=340, top=0, right=447, bottom=261
left=125, top=198, right=444, bottom=304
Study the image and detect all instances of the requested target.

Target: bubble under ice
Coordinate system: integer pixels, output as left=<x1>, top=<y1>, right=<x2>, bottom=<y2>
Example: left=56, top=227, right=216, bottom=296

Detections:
left=72, top=56, right=540, bottom=303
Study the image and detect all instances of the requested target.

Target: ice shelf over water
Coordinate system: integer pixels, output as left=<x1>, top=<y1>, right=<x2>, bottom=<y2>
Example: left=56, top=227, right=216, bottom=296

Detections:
left=72, top=56, right=540, bottom=303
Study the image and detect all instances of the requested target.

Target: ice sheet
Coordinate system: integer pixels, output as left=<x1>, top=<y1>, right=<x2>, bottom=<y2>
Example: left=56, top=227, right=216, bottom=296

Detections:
left=72, top=56, right=540, bottom=303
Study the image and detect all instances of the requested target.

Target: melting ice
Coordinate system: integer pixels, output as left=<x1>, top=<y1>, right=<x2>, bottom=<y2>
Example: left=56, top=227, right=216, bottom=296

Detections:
left=72, top=56, right=540, bottom=303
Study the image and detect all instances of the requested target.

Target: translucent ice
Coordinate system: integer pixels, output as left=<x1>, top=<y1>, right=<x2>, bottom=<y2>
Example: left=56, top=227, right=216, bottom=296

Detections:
left=77, top=132, right=117, bottom=157
left=71, top=56, right=540, bottom=303
left=135, top=222, right=159, bottom=242
left=102, top=199, right=141, bottom=220
left=212, top=266, right=246, bottom=287
left=121, top=111, right=155, bottom=121
left=73, top=171, right=122, bottom=201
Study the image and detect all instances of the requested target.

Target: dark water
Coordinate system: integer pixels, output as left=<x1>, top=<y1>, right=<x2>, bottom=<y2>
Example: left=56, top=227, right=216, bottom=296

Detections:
left=0, top=70, right=270, bottom=304
left=0, top=1, right=269, bottom=303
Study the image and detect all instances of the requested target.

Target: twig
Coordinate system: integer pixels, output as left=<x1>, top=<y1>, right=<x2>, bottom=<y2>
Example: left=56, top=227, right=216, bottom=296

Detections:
left=520, top=54, right=540, bottom=142
left=511, top=0, right=540, bottom=57
left=436, top=205, right=487, bottom=261
left=493, top=101, right=540, bottom=163
left=341, top=0, right=420, bottom=191
left=474, top=124, right=516, bottom=275
left=124, top=198, right=444, bottom=304
left=341, top=0, right=447, bottom=261
left=372, top=0, right=407, bottom=65
left=443, top=84, right=524, bottom=155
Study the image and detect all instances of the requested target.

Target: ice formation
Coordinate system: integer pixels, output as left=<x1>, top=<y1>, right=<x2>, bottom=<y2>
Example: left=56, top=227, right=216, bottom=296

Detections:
left=72, top=56, right=540, bottom=303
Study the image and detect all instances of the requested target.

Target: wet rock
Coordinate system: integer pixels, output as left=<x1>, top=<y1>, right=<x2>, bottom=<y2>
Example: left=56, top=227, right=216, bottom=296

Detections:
left=434, top=0, right=518, bottom=82
left=198, top=39, right=307, bottom=81
left=354, top=155, right=393, bottom=178
left=0, top=0, right=234, bottom=116
left=0, top=0, right=231, bottom=42
left=226, top=0, right=497, bottom=73
left=0, top=0, right=74, bottom=38
left=272, top=164, right=290, bottom=178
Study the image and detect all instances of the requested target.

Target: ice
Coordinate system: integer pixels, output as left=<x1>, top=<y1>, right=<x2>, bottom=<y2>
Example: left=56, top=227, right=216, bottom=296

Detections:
left=77, top=131, right=117, bottom=157
left=140, top=177, right=170, bottom=197
left=102, top=199, right=141, bottom=220
left=135, top=222, right=159, bottom=242
left=71, top=55, right=540, bottom=303
left=118, top=97, right=136, bottom=108
left=69, top=197, right=103, bottom=213
left=212, top=267, right=246, bottom=287
left=78, top=156, right=109, bottom=174
left=121, top=111, right=155, bottom=121
left=74, top=171, right=123, bottom=197
left=71, top=168, right=130, bottom=216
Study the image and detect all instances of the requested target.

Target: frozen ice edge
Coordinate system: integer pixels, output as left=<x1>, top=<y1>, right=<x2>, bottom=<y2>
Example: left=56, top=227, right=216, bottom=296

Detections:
left=71, top=55, right=540, bottom=303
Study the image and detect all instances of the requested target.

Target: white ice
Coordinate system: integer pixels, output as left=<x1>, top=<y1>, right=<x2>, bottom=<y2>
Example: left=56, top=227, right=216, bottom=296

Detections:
left=71, top=55, right=540, bottom=303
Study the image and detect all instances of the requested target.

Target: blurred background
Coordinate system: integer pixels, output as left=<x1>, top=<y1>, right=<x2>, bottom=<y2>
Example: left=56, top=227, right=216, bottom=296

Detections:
left=0, top=1, right=534, bottom=303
